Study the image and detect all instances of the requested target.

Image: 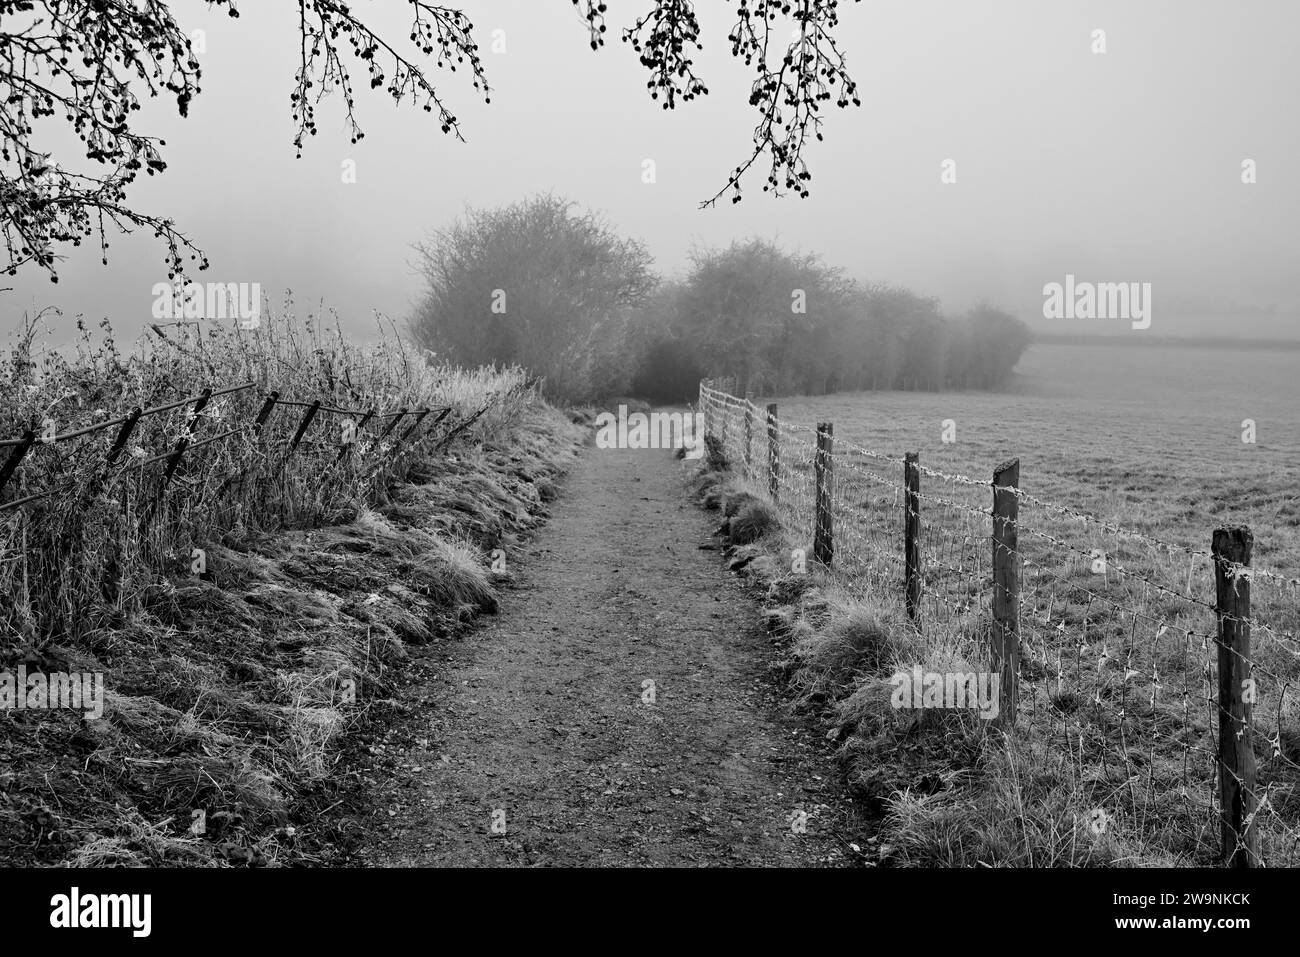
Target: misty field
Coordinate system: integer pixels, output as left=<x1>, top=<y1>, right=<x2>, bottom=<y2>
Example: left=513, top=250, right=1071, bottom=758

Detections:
left=708, top=341, right=1300, bottom=865
left=768, top=342, right=1300, bottom=571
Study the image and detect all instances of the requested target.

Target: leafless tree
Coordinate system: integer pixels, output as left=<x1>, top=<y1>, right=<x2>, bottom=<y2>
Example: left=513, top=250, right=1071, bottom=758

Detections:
left=1, top=1, right=861, bottom=282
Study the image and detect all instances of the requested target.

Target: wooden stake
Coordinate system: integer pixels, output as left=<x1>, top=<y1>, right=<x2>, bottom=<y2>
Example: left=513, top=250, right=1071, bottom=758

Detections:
left=814, top=423, right=834, bottom=566
left=1213, top=526, right=1259, bottom=868
left=991, top=458, right=1020, bottom=728
left=905, top=452, right=921, bottom=622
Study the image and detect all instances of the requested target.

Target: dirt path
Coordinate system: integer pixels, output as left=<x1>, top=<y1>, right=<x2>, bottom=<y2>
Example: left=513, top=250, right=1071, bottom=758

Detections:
left=350, top=443, right=868, bottom=867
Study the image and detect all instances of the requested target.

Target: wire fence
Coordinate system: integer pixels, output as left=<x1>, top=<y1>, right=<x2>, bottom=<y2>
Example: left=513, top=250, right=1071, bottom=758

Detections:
left=0, top=374, right=527, bottom=646
left=0, top=383, right=474, bottom=513
left=700, top=377, right=1300, bottom=868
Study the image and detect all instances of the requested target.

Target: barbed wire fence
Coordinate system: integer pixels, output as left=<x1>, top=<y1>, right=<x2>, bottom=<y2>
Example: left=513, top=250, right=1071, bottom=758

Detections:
left=700, top=377, right=1300, bottom=867
left=0, top=376, right=528, bottom=645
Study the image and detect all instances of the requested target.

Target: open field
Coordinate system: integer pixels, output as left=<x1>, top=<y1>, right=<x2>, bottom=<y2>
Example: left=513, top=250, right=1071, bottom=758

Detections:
left=767, top=342, right=1300, bottom=571
left=699, top=342, right=1300, bottom=866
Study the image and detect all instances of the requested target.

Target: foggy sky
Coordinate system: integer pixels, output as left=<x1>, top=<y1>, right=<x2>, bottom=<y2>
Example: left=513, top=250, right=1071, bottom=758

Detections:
left=5, top=0, right=1298, bottom=346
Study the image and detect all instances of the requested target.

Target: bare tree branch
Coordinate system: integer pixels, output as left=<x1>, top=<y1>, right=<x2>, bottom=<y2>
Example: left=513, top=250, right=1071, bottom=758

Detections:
left=0, top=0, right=489, bottom=283
left=0, top=0, right=861, bottom=284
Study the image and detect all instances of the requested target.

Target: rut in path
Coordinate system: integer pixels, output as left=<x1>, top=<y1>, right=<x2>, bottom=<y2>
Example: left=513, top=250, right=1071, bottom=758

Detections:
left=359, top=441, right=866, bottom=866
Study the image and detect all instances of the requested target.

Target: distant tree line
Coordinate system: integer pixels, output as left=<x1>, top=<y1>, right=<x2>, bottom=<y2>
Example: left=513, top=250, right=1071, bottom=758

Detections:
left=410, top=196, right=1032, bottom=403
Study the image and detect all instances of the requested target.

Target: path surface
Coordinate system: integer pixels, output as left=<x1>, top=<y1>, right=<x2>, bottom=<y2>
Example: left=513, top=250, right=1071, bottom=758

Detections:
left=353, top=443, right=866, bottom=867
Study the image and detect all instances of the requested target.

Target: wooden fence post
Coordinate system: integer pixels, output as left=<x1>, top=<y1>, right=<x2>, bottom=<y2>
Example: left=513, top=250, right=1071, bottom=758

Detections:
left=720, top=393, right=729, bottom=452
left=286, top=399, right=322, bottom=458
left=253, top=391, right=280, bottom=433
left=398, top=408, right=432, bottom=443
left=743, top=392, right=754, bottom=477
left=420, top=407, right=453, bottom=446
left=905, top=452, right=921, bottom=622
left=377, top=408, right=408, bottom=440
left=354, top=408, right=377, bottom=433
left=0, top=430, right=37, bottom=501
left=814, top=422, right=834, bottom=566
left=105, top=408, right=143, bottom=466
left=431, top=402, right=488, bottom=454
left=766, top=404, right=779, bottom=503
left=1213, top=526, right=1259, bottom=868
left=162, top=388, right=213, bottom=487
left=701, top=379, right=713, bottom=441
left=335, top=407, right=375, bottom=465
left=991, top=458, right=1020, bottom=728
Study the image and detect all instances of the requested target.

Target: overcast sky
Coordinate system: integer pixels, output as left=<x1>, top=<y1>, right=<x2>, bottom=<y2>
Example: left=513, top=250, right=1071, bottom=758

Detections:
left=5, top=0, right=1298, bottom=345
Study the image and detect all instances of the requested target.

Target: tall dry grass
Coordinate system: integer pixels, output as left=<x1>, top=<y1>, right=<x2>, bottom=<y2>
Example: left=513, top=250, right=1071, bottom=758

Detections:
left=1, top=303, right=534, bottom=650
left=0, top=303, right=579, bottom=866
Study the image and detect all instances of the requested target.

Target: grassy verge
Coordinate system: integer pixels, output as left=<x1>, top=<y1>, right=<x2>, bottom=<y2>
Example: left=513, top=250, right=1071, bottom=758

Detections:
left=0, top=309, right=585, bottom=865
left=687, top=439, right=1295, bottom=867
